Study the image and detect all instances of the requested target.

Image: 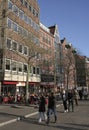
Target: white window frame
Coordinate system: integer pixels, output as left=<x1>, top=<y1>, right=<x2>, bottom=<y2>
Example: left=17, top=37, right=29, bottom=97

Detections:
left=8, top=0, right=13, bottom=10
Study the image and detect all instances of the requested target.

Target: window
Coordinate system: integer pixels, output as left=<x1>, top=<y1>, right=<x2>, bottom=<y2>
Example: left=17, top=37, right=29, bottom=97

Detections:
left=29, top=5, right=32, bottom=12
left=30, top=66, right=32, bottom=73
left=33, top=67, right=35, bottom=74
left=33, top=8, right=35, bottom=15
left=18, top=62, right=23, bottom=72
left=23, top=64, right=27, bottom=72
left=36, top=24, right=39, bottom=31
left=18, top=26, right=22, bottom=35
left=24, top=1, right=28, bottom=8
left=36, top=12, right=39, bottom=18
left=20, top=0, right=24, bottom=4
left=12, top=61, right=17, bottom=71
left=7, top=18, right=12, bottom=29
left=12, top=41, right=17, bottom=51
left=6, top=59, right=10, bottom=70
left=37, top=67, right=40, bottom=74
left=18, top=44, right=23, bottom=53
left=13, top=22, right=18, bottom=32
left=6, top=38, right=11, bottom=49
left=8, top=1, right=13, bottom=10
left=28, top=17, right=32, bottom=25
left=13, top=5, right=19, bottom=16
left=19, top=10, right=24, bottom=20
left=24, top=14, right=28, bottom=23
left=22, top=28, right=28, bottom=37
left=24, top=46, right=28, bottom=55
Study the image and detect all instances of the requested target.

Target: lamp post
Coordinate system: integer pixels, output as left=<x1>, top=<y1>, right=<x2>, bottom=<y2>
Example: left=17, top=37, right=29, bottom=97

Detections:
left=54, top=50, right=56, bottom=92
left=26, top=54, right=38, bottom=104
left=26, top=59, right=30, bottom=104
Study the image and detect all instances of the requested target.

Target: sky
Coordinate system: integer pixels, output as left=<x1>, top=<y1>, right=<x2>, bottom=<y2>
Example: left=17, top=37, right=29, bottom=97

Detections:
left=38, top=0, right=89, bottom=57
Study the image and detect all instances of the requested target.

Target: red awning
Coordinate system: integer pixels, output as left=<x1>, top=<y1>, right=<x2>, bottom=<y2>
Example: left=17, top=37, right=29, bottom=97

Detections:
left=3, top=81, right=18, bottom=85
left=3, top=81, right=40, bottom=85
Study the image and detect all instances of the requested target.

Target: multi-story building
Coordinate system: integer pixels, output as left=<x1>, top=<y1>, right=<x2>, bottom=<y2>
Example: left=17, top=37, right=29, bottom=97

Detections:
left=0, top=0, right=40, bottom=97
left=49, top=25, right=61, bottom=91
left=39, top=23, right=55, bottom=92
left=60, top=38, right=76, bottom=90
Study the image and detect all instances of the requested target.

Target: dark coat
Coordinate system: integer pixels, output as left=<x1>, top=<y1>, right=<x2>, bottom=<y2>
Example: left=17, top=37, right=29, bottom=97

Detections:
left=68, top=91, right=74, bottom=101
left=48, top=95, right=56, bottom=109
left=39, top=96, right=46, bottom=112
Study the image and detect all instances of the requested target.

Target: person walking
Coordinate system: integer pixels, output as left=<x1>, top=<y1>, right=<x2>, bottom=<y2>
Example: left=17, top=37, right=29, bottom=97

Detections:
left=46, top=92, right=57, bottom=124
left=68, top=89, right=74, bottom=112
left=62, top=90, right=68, bottom=112
left=38, top=93, right=47, bottom=123
left=74, top=88, right=79, bottom=106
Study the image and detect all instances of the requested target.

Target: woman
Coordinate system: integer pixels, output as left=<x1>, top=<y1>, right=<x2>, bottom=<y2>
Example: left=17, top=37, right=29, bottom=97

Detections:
left=38, top=94, right=47, bottom=123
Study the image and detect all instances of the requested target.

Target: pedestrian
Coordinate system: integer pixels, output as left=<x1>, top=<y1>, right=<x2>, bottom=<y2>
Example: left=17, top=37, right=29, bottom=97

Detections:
left=46, top=92, right=57, bottom=124
left=68, top=89, right=74, bottom=112
left=79, top=90, right=83, bottom=100
left=74, top=88, right=79, bottom=106
left=38, top=93, right=47, bottom=123
left=62, top=90, right=68, bottom=112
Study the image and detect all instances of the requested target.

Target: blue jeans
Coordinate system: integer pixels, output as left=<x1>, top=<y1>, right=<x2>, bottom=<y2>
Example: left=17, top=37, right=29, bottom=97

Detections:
left=47, top=108, right=57, bottom=123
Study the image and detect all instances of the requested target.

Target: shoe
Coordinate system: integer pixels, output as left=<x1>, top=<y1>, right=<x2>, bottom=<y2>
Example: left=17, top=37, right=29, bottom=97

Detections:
left=54, top=116, right=57, bottom=123
left=64, top=110, right=66, bottom=113
left=46, top=118, right=49, bottom=124
left=38, top=118, right=41, bottom=123
left=66, top=109, right=68, bottom=112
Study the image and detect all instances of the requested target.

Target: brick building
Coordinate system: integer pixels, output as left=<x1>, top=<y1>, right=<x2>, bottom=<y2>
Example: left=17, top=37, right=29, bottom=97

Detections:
left=39, top=23, right=55, bottom=92
left=0, top=0, right=40, bottom=96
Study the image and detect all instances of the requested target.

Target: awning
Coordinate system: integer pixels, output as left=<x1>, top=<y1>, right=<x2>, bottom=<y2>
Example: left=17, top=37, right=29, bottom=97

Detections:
left=3, top=81, right=18, bottom=85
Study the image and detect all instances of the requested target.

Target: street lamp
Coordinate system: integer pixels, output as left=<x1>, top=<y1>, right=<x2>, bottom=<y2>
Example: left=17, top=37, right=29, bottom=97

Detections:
left=25, top=54, right=38, bottom=104
left=54, top=50, right=56, bottom=92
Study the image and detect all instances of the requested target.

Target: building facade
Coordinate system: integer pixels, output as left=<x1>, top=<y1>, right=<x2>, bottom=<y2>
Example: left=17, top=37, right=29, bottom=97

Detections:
left=0, top=0, right=40, bottom=97
left=39, top=23, right=55, bottom=92
left=61, top=38, right=76, bottom=90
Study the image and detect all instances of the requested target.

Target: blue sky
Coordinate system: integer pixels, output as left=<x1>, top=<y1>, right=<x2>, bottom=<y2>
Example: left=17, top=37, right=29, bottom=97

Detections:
left=38, top=0, right=89, bottom=57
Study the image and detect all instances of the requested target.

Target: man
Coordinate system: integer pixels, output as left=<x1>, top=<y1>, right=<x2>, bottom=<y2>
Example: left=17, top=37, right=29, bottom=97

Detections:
left=46, top=92, right=57, bottom=124
left=62, top=90, right=68, bottom=112
left=68, top=89, right=74, bottom=112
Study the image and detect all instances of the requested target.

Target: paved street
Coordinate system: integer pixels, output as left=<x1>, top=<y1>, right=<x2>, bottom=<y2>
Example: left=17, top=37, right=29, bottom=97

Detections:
left=0, top=100, right=89, bottom=130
